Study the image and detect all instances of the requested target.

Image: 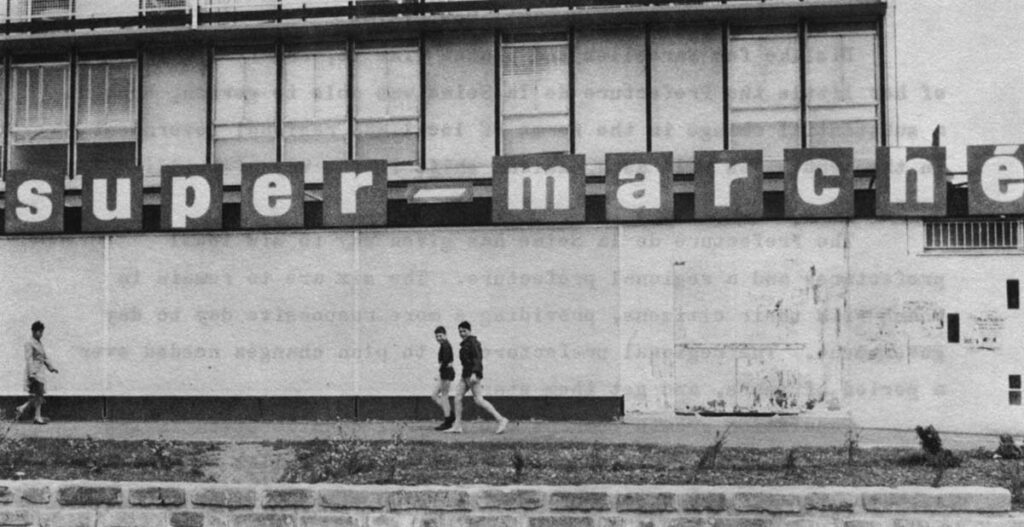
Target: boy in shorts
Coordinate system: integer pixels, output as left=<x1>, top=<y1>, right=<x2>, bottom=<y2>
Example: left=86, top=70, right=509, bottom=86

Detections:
left=445, top=321, right=509, bottom=434
left=15, top=321, right=59, bottom=425
left=430, top=326, right=456, bottom=431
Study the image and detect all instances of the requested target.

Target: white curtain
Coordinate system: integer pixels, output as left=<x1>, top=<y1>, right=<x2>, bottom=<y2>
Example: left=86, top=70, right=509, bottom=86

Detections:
left=806, top=27, right=879, bottom=160
left=501, top=37, right=569, bottom=155
left=729, top=28, right=801, bottom=161
left=283, top=48, right=348, bottom=182
left=425, top=32, right=494, bottom=170
left=143, top=48, right=207, bottom=177
left=213, top=53, right=276, bottom=181
left=651, top=25, right=724, bottom=163
left=576, top=28, right=646, bottom=164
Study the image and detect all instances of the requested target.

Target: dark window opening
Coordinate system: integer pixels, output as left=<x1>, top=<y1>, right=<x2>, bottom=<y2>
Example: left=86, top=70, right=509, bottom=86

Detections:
left=947, top=313, right=959, bottom=343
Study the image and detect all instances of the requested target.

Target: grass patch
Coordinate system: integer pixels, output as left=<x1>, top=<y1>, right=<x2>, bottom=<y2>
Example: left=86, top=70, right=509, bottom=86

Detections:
left=0, top=437, right=218, bottom=481
left=280, top=440, right=1016, bottom=496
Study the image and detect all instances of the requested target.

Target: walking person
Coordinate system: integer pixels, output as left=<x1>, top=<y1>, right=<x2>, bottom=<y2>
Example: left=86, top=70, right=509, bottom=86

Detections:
left=15, top=321, right=58, bottom=425
left=445, top=321, right=509, bottom=434
left=430, top=326, right=456, bottom=431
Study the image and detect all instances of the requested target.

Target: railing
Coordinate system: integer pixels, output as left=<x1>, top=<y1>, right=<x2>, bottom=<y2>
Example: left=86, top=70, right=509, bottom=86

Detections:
left=0, top=0, right=864, bottom=29
left=924, top=219, right=1021, bottom=251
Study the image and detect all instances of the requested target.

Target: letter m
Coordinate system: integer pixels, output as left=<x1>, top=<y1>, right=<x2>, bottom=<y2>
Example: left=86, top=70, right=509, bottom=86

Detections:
left=507, top=166, right=570, bottom=210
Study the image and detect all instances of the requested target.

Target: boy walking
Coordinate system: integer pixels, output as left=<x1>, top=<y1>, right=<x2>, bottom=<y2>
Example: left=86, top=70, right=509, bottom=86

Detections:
left=430, top=326, right=456, bottom=431
left=15, top=321, right=58, bottom=425
left=445, top=321, right=509, bottom=434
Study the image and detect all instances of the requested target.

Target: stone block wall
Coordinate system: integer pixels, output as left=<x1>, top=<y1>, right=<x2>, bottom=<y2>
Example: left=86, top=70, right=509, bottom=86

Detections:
left=0, top=483, right=1014, bottom=527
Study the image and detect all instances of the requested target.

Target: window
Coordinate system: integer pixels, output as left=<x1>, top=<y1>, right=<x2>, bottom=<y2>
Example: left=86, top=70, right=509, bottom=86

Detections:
left=575, top=28, right=645, bottom=163
left=501, top=32, right=569, bottom=156
left=651, top=25, right=724, bottom=164
left=283, top=45, right=348, bottom=181
left=806, top=22, right=879, bottom=160
left=10, top=61, right=70, bottom=176
left=1011, top=375, right=1021, bottom=406
left=924, top=219, right=1021, bottom=251
left=143, top=0, right=188, bottom=14
left=76, top=59, right=137, bottom=177
left=208, top=0, right=279, bottom=12
left=728, top=25, right=800, bottom=161
left=13, top=0, right=73, bottom=20
left=424, top=32, right=494, bottom=170
left=213, top=50, right=276, bottom=181
left=354, top=41, right=420, bottom=166
left=142, top=48, right=207, bottom=177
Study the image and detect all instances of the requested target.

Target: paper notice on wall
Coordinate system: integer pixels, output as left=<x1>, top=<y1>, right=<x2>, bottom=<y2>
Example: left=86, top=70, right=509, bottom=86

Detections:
left=962, top=311, right=1005, bottom=351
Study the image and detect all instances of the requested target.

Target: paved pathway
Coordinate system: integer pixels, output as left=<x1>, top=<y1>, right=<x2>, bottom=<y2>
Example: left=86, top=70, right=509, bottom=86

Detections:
left=3, top=414, right=1003, bottom=451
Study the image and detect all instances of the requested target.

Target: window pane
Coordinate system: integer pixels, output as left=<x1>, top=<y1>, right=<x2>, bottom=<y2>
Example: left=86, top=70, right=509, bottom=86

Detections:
left=10, top=63, right=69, bottom=175
left=214, top=53, right=276, bottom=181
left=651, top=25, right=723, bottom=164
left=77, top=61, right=137, bottom=141
left=807, top=28, right=878, bottom=157
left=425, top=32, right=494, bottom=170
left=729, top=28, right=800, bottom=160
left=42, top=66, right=69, bottom=129
left=76, top=60, right=138, bottom=178
left=354, top=43, right=420, bottom=165
left=501, top=34, right=569, bottom=155
left=284, top=47, right=348, bottom=181
left=575, top=28, right=645, bottom=163
left=143, top=48, right=207, bottom=177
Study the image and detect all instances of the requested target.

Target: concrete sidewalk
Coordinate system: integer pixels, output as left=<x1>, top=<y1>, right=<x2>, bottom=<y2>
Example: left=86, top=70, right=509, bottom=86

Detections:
left=3, top=414, right=1002, bottom=451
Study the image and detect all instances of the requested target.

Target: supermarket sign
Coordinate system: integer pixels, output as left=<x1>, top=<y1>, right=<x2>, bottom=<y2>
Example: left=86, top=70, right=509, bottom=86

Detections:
left=4, top=145, right=1024, bottom=233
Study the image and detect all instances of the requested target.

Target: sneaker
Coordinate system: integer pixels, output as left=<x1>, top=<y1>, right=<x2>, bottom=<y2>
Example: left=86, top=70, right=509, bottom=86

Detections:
left=495, top=418, right=509, bottom=434
left=443, top=426, right=463, bottom=434
left=33, top=418, right=48, bottom=425
left=434, top=421, right=452, bottom=431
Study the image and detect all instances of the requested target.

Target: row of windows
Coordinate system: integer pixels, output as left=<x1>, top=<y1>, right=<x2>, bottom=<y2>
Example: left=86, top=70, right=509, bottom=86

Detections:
left=0, top=21, right=881, bottom=183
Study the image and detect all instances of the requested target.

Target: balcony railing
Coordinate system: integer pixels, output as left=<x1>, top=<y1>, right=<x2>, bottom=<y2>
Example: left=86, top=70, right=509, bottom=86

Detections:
left=0, top=0, right=870, bottom=32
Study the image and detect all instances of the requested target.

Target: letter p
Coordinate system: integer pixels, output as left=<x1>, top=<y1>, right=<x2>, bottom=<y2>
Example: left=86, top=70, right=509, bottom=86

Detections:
left=171, top=175, right=212, bottom=228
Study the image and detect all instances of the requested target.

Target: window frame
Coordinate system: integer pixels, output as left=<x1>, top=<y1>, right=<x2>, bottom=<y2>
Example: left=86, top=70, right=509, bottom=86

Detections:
left=499, top=31, right=571, bottom=157
left=352, top=39, right=422, bottom=167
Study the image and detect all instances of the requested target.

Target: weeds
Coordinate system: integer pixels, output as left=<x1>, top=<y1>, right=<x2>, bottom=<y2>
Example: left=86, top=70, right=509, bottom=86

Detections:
left=0, top=409, right=22, bottom=478
left=914, top=425, right=960, bottom=488
left=687, top=426, right=731, bottom=484
left=1007, top=460, right=1024, bottom=507
left=997, top=435, right=1022, bottom=460
left=586, top=443, right=607, bottom=473
left=283, top=425, right=412, bottom=484
left=846, top=428, right=860, bottom=466
left=511, top=446, right=526, bottom=482
left=784, top=448, right=799, bottom=476
left=376, top=432, right=407, bottom=483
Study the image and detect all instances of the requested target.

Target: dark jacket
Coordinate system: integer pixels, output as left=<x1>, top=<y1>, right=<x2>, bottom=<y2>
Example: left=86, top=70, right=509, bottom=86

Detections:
left=459, top=336, right=484, bottom=378
left=438, top=341, right=454, bottom=367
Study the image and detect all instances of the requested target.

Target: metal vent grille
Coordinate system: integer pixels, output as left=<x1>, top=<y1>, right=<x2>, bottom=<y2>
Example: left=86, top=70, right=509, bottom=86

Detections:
left=924, top=219, right=1020, bottom=250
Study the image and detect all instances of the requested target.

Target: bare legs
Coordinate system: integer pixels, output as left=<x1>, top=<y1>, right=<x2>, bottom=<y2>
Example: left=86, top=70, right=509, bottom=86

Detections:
left=447, top=376, right=509, bottom=434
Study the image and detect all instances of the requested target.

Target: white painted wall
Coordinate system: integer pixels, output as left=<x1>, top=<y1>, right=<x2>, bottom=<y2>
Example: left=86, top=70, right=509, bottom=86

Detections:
left=2, top=222, right=1022, bottom=432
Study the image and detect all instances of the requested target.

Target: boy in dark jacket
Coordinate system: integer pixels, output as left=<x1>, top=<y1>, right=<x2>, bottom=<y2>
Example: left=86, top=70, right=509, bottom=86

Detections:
left=445, top=320, right=509, bottom=434
left=430, top=326, right=456, bottom=430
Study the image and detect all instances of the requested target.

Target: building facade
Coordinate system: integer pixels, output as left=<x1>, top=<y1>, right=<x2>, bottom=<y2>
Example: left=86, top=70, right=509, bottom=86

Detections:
left=0, top=0, right=1022, bottom=432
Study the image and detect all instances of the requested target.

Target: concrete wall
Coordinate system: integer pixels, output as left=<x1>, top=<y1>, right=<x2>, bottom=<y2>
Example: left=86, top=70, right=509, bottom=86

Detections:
left=0, top=228, right=620, bottom=399
left=2, top=220, right=1022, bottom=431
left=0, top=482, right=1010, bottom=527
